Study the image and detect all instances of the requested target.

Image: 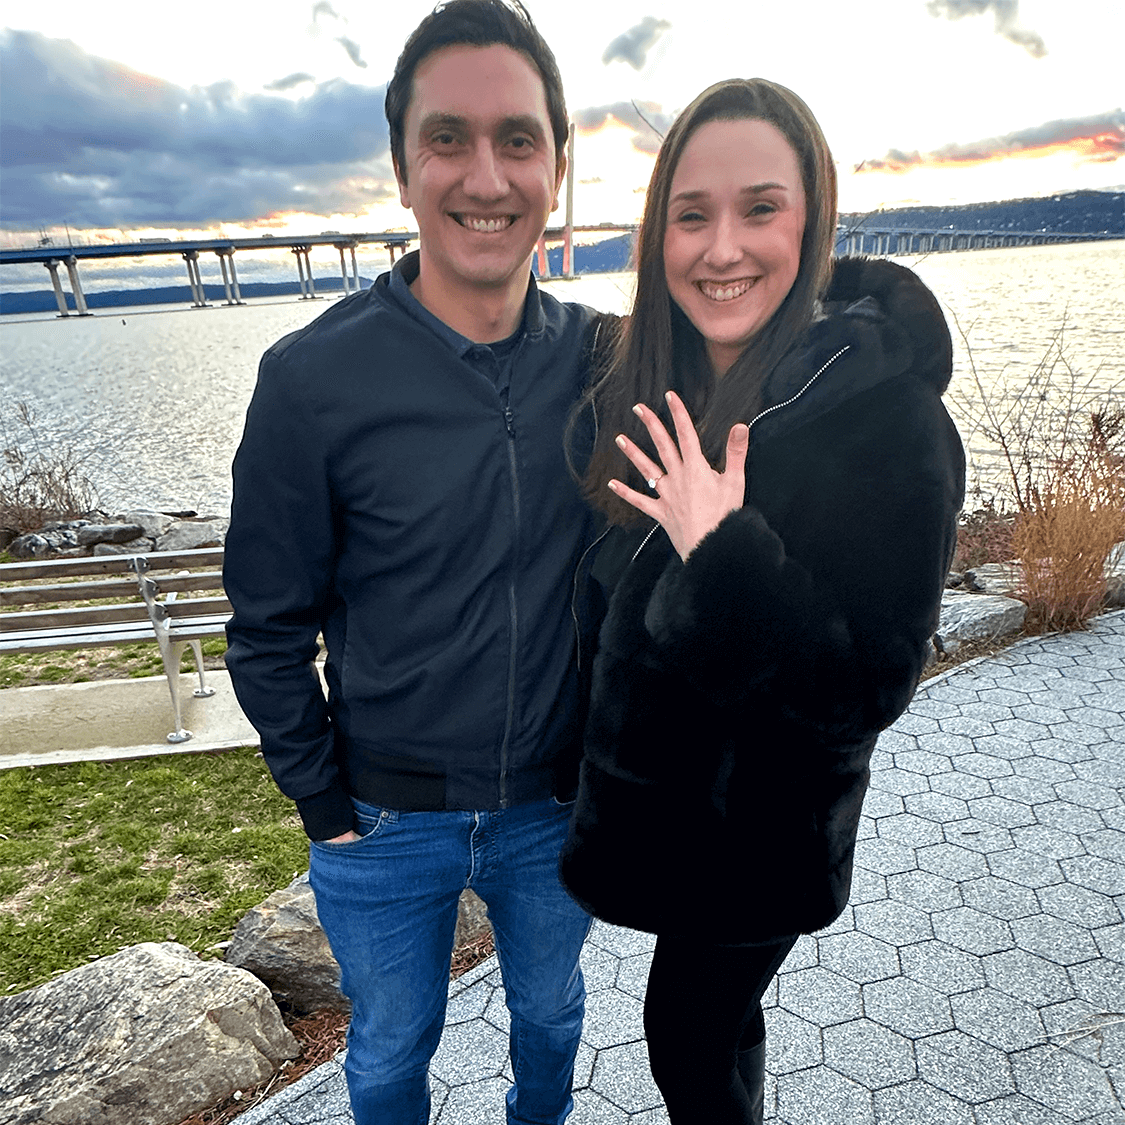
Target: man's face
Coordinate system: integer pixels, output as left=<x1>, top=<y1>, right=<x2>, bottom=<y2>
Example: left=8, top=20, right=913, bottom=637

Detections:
left=397, top=43, right=563, bottom=297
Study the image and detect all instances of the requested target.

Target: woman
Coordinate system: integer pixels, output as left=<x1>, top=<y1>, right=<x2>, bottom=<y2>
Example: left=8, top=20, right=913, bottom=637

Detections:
left=560, top=79, right=965, bottom=1123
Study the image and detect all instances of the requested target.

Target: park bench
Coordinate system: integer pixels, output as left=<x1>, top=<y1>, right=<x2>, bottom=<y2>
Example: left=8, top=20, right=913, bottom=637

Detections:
left=0, top=547, right=230, bottom=744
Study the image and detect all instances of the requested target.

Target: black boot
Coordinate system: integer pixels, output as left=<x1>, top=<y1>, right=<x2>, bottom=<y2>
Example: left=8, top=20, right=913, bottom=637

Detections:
left=736, top=1039, right=766, bottom=1125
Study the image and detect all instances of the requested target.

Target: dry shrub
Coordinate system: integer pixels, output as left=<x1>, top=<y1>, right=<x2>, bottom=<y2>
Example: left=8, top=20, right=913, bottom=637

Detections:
left=953, top=502, right=1015, bottom=572
left=0, top=401, right=98, bottom=540
left=949, top=314, right=1125, bottom=632
left=1012, top=488, right=1122, bottom=633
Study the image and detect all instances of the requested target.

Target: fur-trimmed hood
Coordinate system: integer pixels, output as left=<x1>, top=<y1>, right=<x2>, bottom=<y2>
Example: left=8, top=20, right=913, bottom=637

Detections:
left=750, top=256, right=953, bottom=449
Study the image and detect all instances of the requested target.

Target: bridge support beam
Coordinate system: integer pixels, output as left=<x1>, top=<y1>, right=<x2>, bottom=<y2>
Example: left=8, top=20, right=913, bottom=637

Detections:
left=563, top=122, right=575, bottom=279
left=337, top=246, right=351, bottom=295
left=215, top=250, right=243, bottom=305
left=44, top=260, right=69, bottom=316
left=63, top=256, right=91, bottom=315
left=293, top=247, right=319, bottom=299
left=182, top=251, right=209, bottom=307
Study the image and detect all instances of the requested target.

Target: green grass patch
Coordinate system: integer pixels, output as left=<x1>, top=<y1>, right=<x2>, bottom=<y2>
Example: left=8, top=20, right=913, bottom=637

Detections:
left=0, top=636, right=229, bottom=690
left=0, top=748, right=307, bottom=994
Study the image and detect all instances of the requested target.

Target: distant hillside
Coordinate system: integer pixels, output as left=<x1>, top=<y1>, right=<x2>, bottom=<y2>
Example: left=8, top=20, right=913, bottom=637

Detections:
left=0, top=275, right=371, bottom=316
left=2, top=191, right=1120, bottom=314
left=840, top=189, right=1123, bottom=236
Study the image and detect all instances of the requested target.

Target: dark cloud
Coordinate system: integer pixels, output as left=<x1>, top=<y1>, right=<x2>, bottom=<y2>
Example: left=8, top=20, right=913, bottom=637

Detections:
left=926, top=0, right=1046, bottom=58
left=0, top=30, right=394, bottom=229
left=574, top=100, right=674, bottom=155
left=858, top=109, right=1125, bottom=171
left=602, top=16, right=671, bottom=70
left=265, top=72, right=317, bottom=92
left=336, top=35, right=368, bottom=69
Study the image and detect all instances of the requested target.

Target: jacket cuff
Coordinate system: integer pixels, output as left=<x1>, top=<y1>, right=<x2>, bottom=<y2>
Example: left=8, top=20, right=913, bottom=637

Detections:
left=295, top=784, right=356, bottom=841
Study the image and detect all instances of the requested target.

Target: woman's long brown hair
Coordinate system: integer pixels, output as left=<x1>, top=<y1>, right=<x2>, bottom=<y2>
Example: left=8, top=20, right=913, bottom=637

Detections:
left=574, top=78, right=838, bottom=525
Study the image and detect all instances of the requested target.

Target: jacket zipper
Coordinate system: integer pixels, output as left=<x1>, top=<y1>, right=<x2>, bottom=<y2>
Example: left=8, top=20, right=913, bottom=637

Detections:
left=497, top=406, right=521, bottom=806
left=571, top=525, right=611, bottom=673
left=629, top=345, right=852, bottom=567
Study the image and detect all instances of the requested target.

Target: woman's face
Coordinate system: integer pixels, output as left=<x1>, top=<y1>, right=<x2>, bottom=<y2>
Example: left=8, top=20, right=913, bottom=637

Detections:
left=663, top=117, right=807, bottom=376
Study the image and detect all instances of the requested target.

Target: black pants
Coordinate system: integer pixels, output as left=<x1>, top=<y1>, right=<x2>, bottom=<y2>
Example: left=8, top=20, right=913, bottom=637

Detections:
left=644, top=932, right=798, bottom=1124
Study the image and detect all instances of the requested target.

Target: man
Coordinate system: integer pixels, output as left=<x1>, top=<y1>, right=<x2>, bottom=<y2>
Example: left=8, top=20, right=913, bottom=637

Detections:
left=223, top=4, right=597, bottom=1123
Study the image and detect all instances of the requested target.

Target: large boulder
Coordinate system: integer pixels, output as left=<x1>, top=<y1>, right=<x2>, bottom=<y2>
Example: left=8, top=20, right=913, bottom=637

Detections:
left=963, top=561, right=1021, bottom=598
left=937, top=589, right=1028, bottom=648
left=115, top=509, right=176, bottom=539
left=6, top=520, right=92, bottom=558
left=0, top=942, right=298, bottom=1125
left=155, top=518, right=228, bottom=552
left=225, top=873, right=347, bottom=1014
left=76, top=523, right=144, bottom=547
left=226, top=873, right=493, bottom=1014
left=92, top=536, right=156, bottom=556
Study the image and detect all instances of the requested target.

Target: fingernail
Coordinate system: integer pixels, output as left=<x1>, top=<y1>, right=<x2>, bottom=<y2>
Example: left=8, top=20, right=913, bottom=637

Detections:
left=665, top=391, right=674, bottom=402
left=608, top=480, right=620, bottom=493
left=632, top=404, right=644, bottom=417
left=615, top=434, right=627, bottom=449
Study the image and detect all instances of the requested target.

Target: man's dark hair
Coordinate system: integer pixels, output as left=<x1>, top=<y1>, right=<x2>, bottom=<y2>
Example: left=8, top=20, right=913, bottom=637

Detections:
left=386, top=0, right=569, bottom=183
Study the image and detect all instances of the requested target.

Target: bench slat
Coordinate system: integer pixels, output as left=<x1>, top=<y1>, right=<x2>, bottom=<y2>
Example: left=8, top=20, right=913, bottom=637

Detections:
left=1, top=597, right=233, bottom=632
left=1, top=615, right=231, bottom=655
left=0, top=571, right=224, bottom=607
left=0, top=548, right=225, bottom=582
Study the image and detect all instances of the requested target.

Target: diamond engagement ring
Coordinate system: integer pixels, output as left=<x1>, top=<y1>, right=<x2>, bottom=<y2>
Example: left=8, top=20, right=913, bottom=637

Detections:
left=647, top=475, right=662, bottom=491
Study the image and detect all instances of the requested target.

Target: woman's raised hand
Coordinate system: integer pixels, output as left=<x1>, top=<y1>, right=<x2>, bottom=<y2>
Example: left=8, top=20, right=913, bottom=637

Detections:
left=609, top=391, right=749, bottom=561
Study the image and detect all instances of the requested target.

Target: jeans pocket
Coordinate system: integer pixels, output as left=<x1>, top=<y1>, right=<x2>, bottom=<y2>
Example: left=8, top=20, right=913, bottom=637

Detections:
left=313, top=801, right=397, bottom=849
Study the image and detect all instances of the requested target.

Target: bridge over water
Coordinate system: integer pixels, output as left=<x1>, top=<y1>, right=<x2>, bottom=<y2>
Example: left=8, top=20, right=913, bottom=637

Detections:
left=1, top=222, right=1116, bottom=317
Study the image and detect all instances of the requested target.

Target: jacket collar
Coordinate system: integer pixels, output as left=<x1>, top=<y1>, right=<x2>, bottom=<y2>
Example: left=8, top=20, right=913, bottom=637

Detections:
left=751, top=256, right=953, bottom=445
left=379, top=249, right=546, bottom=358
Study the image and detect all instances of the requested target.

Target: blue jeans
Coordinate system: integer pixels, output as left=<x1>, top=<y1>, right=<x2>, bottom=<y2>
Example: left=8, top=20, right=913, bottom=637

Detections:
left=308, top=796, right=592, bottom=1125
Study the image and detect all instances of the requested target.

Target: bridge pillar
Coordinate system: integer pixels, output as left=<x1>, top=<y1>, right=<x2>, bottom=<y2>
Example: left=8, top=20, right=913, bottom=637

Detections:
left=293, top=247, right=309, bottom=298
left=43, top=260, right=69, bottom=316
left=304, top=249, right=317, bottom=297
left=216, top=250, right=243, bottom=305
left=337, top=245, right=351, bottom=295
left=350, top=244, right=360, bottom=290
left=563, top=122, right=576, bottom=279
left=63, top=256, right=91, bottom=315
left=182, top=251, right=209, bottom=307
left=227, top=252, right=244, bottom=302
left=536, top=234, right=550, bottom=278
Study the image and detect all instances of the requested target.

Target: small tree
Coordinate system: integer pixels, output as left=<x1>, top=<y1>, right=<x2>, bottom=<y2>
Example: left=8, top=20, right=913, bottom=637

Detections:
left=1, top=402, right=99, bottom=541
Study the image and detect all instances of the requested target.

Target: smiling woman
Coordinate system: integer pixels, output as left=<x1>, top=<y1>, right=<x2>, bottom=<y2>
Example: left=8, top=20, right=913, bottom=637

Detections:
left=559, top=77, right=966, bottom=1124
left=663, top=118, right=807, bottom=378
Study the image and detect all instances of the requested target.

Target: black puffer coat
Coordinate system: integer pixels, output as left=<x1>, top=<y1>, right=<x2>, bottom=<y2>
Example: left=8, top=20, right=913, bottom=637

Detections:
left=559, top=257, right=966, bottom=945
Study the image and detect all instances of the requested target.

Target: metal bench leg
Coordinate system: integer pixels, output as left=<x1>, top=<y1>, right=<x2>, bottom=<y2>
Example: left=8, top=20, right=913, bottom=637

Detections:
left=160, top=638, right=193, bottom=744
left=188, top=639, right=217, bottom=699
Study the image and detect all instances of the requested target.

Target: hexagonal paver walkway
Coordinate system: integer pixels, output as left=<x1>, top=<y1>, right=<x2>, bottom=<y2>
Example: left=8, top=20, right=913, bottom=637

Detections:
left=238, top=610, right=1125, bottom=1125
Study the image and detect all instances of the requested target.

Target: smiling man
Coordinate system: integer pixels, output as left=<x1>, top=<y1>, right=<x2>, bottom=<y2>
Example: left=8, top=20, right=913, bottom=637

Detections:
left=223, top=4, right=598, bottom=1123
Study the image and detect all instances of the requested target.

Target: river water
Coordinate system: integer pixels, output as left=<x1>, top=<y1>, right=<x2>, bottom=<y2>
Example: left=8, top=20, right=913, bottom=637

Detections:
left=1, top=240, right=1121, bottom=516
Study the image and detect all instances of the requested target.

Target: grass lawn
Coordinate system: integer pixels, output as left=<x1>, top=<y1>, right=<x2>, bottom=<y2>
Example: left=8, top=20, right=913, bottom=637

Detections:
left=0, top=747, right=307, bottom=995
left=0, top=636, right=229, bottom=689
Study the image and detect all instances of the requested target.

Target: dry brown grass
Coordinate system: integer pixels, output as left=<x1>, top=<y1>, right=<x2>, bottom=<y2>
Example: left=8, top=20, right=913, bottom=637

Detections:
left=949, top=315, right=1125, bottom=632
left=1013, top=489, right=1124, bottom=634
left=1, top=401, right=99, bottom=540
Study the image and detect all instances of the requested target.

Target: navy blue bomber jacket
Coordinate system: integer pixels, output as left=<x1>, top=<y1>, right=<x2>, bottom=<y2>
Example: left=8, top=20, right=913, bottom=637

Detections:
left=224, top=253, right=598, bottom=841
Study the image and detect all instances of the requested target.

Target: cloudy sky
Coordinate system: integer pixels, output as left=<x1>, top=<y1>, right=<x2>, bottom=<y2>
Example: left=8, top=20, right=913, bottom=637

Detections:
left=1, top=0, right=1122, bottom=245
